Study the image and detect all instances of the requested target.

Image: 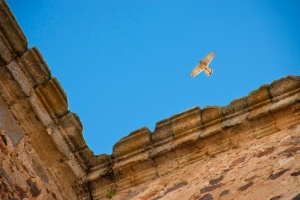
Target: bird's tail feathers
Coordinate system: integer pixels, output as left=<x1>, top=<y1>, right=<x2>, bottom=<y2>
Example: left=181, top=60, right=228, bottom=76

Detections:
left=205, top=68, right=213, bottom=76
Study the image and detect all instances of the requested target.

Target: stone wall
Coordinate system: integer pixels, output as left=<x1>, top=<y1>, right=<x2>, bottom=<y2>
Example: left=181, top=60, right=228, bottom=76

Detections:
left=0, top=1, right=100, bottom=199
left=1, top=1, right=300, bottom=200
left=102, top=75, right=300, bottom=200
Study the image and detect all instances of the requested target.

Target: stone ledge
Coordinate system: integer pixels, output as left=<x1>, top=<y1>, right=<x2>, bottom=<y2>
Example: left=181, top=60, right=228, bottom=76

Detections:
left=35, top=78, right=68, bottom=119
left=0, top=3, right=97, bottom=199
left=269, top=75, right=300, bottom=101
left=17, top=46, right=51, bottom=87
left=108, top=76, right=300, bottom=167
left=247, top=84, right=270, bottom=109
left=152, top=118, right=173, bottom=147
left=171, top=106, right=201, bottom=140
left=0, top=0, right=27, bottom=58
left=1, top=49, right=94, bottom=192
left=86, top=75, right=300, bottom=199
left=223, top=96, right=249, bottom=119
left=112, top=127, right=152, bottom=161
left=56, top=112, right=86, bottom=153
left=1, top=1, right=300, bottom=199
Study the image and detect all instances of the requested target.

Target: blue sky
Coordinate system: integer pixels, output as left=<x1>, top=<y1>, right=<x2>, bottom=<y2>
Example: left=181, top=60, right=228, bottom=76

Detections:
left=7, top=0, right=299, bottom=155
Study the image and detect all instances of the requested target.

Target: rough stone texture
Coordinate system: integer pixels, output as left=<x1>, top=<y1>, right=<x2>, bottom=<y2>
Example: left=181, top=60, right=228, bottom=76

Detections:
left=35, top=78, right=68, bottom=119
left=17, top=46, right=51, bottom=87
left=1, top=1, right=300, bottom=200
left=0, top=0, right=27, bottom=63
left=111, top=124, right=300, bottom=200
left=0, top=1, right=98, bottom=199
left=90, top=74, right=298, bottom=200
left=0, top=95, right=24, bottom=146
left=104, top=76, right=300, bottom=199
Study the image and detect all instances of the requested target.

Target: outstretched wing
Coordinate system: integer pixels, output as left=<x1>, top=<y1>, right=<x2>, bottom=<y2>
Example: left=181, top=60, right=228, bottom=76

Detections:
left=190, top=62, right=206, bottom=78
left=202, top=52, right=215, bottom=66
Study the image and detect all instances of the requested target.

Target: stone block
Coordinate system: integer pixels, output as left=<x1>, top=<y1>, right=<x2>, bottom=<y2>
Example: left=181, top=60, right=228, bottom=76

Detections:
left=15, top=185, right=29, bottom=199
left=74, top=147, right=94, bottom=170
left=0, top=1, right=28, bottom=56
left=171, top=130, right=200, bottom=150
left=46, top=120, right=87, bottom=176
left=247, top=84, right=270, bottom=108
left=270, top=92, right=300, bottom=113
left=221, top=113, right=246, bottom=130
left=17, top=46, right=51, bottom=86
left=269, top=75, right=300, bottom=100
left=0, top=36, right=12, bottom=64
left=57, top=112, right=85, bottom=152
left=0, top=66, right=39, bottom=140
left=152, top=118, right=173, bottom=146
left=9, top=99, right=43, bottom=136
left=0, top=66, right=24, bottom=106
left=6, top=61, right=32, bottom=96
left=171, top=106, right=201, bottom=139
left=153, top=150, right=178, bottom=177
left=0, top=95, right=24, bottom=146
left=87, top=154, right=112, bottom=182
left=223, top=96, right=248, bottom=118
left=251, top=115, right=279, bottom=139
left=149, top=142, right=173, bottom=159
left=174, top=144, right=203, bottom=166
left=201, top=106, right=223, bottom=126
left=112, top=127, right=152, bottom=159
left=269, top=96, right=300, bottom=129
left=65, top=153, right=88, bottom=178
left=35, top=78, right=68, bottom=118
left=27, top=178, right=41, bottom=197
left=247, top=104, right=270, bottom=120
left=247, top=84, right=272, bottom=120
left=200, top=123, right=224, bottom=139
left=88, top=177, right=115, bottom=200
left=29, top=92, right=53, bottom=127
left=0, top=166, right=13, bottom=185
left=31, top=156, right=49, bottom=183
left=89, top=153, right=111, bottom=168
left=12, top=166, right=28, bottom=192
left=113, top=158, right=157, bottom=191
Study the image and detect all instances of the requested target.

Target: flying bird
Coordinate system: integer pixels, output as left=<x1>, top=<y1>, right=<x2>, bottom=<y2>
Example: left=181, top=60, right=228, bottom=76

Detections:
left=190, top=52, right=215, bottom=78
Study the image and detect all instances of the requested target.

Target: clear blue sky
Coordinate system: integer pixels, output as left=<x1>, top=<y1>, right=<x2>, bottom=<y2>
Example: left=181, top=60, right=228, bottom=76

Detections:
left=7, top=0, right=299, bottom=155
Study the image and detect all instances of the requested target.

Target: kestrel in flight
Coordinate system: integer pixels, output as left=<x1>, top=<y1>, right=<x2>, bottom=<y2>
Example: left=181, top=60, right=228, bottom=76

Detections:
left=190, top=52, right=215, bottom=78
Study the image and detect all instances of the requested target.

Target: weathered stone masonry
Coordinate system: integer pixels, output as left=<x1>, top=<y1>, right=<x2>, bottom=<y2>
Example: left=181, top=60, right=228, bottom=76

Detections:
left=1, top=1, right=300, bottom=199
left=0, top=1, right=100, bottom=199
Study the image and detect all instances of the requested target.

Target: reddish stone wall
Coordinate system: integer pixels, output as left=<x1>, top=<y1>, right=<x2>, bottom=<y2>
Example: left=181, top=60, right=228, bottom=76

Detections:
left=1, top=1, right=299, bottom=200
left=0, top=1, right=99, bottom=199
left=88, top=75, right=299, bottom=200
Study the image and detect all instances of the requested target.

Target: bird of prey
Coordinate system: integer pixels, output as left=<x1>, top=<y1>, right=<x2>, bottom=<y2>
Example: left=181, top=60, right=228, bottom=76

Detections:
left=190, top=52, right=215, bottom=78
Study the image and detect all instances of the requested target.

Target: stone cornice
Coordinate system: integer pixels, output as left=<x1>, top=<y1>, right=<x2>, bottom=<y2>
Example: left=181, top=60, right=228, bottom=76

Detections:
left=111, top=76, right=300, bottom=163
left=0, top=1, right=98, bottom=198
left=0, top=0, right=27, bottom=63
left=87, top=75, right=300, bottom=198
left=1, top=1, right=300, bottom=199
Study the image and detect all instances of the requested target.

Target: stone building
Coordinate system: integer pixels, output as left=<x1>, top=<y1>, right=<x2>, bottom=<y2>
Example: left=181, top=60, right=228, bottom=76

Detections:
left=0, top=1, right=299, bottom=199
